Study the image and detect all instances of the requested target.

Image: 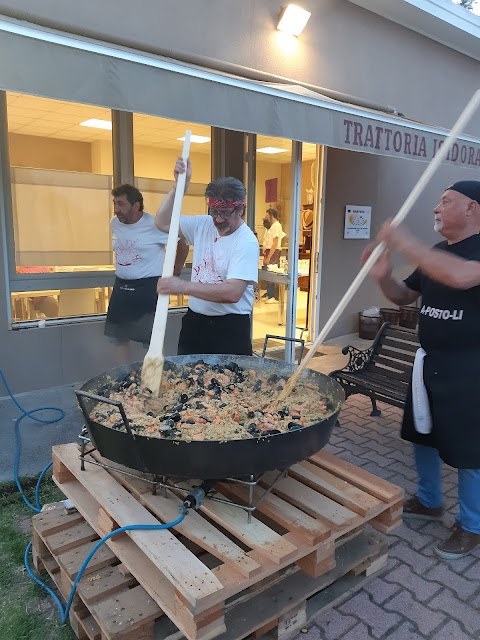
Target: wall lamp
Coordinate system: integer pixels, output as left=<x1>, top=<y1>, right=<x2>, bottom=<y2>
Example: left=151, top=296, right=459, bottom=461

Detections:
left=276, top=4, right=311, bottom=37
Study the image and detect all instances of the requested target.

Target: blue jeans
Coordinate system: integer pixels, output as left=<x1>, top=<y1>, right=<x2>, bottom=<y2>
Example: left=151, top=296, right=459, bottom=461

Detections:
left=414, top=443, right=480, bottom=534
left=267, top=282, right=276, bottom=299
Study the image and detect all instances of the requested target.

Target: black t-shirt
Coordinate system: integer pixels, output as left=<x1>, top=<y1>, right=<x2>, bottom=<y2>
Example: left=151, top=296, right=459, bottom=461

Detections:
left=403, top=233, right=480, bottom=354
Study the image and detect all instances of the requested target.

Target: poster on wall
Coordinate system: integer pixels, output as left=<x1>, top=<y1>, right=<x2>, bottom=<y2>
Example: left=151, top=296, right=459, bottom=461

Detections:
left=344, top=205, right=371, bottom=239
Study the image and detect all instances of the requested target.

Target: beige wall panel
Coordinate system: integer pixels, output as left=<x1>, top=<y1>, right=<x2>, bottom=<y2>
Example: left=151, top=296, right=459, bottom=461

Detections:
left=134, top=147, right=210, bottom=182
left=9, top=133, right=92, bottom=171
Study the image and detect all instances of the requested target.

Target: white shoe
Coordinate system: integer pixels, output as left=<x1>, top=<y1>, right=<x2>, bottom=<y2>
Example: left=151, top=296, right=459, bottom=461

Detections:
left=264, top=298, right=278, bottom=304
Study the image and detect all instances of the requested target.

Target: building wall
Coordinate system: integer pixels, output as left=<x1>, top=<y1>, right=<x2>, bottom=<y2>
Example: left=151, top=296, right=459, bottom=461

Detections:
left=0, top=0, right=478, bottom=132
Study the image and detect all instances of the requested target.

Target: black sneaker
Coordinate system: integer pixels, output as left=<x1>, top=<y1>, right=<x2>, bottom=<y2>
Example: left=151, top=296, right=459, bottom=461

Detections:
left=403, top=495, right=444, bottom=521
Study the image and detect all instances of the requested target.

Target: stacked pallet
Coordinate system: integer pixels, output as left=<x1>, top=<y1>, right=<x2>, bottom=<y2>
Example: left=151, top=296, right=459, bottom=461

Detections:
left=31, top=443, right=403, bottom=640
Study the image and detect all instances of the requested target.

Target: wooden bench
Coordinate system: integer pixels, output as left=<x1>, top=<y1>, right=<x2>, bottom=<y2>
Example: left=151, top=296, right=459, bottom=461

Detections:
left=329, top=323, right=420, bottom=416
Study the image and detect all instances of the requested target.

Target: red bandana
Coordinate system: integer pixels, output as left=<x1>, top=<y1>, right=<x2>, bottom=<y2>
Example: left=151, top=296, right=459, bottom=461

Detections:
left=207, top=197, right=245, bottom=211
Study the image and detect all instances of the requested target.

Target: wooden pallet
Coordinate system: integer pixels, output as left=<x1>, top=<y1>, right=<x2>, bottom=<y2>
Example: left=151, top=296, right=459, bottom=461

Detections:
left=45, top=443, right=403, bottom=640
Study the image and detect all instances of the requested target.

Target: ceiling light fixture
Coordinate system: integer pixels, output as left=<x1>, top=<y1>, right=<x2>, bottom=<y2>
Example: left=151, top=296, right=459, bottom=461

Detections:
left=257, top=147, right=289, bottom=154
left=178, top=135, right=210, bottom=144
left=79, top=118, right=112, bottom=130
left=276, top=4, right=311, bottom=37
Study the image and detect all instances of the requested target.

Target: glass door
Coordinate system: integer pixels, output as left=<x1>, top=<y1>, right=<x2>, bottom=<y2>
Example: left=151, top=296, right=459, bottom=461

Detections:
left=249, top=135, right=317, bottom=360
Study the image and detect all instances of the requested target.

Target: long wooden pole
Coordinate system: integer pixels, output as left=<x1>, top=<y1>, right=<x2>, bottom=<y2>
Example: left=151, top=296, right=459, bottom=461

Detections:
left=141, top=131, right=191, bottom=396
left=278, top=89, right=480, bottom=401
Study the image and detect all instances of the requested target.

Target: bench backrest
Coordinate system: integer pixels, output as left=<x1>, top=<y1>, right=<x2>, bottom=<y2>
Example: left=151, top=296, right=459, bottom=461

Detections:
left=365, top=323, right=420, bottom=384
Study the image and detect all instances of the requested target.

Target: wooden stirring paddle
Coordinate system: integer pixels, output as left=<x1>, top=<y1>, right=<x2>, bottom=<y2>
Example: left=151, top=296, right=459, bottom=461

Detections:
left=142, top=131, right=191, bottom=395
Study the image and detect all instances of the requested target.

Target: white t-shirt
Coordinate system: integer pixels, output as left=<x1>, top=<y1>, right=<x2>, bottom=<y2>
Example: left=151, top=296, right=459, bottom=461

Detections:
left=263, top=220, right=285, bottom=250
left=180, top=215, right=259, bottom=316
left=111, top=212, right=169, bottom=280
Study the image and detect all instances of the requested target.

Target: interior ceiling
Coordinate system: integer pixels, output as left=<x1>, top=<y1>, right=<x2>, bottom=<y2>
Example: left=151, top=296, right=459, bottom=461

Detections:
left=6, top=92, right=316, bottom=163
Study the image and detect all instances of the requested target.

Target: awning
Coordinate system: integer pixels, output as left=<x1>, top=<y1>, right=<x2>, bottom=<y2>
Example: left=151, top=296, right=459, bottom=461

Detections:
left=1, top=16, right=480, bottom=168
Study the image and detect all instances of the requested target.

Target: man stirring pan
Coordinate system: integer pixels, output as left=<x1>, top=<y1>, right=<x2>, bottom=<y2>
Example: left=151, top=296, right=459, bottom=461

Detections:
left=155, top=158, right=259, bottom=355
left=105, top=184, right=188, bottom=357
left=363, top=180, right=480, bottom=560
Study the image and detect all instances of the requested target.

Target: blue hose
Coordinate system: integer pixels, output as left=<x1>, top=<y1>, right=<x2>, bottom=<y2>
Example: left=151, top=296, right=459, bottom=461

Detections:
left=24, top=514, right=186, bottom=623
left=0, top=368, right=64, bottom=512
left=0, top=367, right=188, bottom=625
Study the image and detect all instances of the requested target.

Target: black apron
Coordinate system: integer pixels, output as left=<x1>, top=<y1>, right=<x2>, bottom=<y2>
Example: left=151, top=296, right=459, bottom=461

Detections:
left=178, top=309, right=252, bottom=356
left=104, top=276, right=158, bottom=345
left=402, top=234, right=480, bottom=469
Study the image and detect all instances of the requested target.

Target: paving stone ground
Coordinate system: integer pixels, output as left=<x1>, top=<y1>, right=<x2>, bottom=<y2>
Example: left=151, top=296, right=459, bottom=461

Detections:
left=292, top=396, right=480, bottom=640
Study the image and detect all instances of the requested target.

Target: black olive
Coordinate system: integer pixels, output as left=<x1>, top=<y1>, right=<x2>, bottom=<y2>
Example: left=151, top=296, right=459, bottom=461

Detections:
left=217, top=367, right=225, bottom=374
left=146, top=411, right=155, bottom=417
left=262, top=429, right=281, bottom=436
left=291, top=415, right=301, bottom=420
left=185, top=419, right=195, bottom=424
left=211, top=378, right=220, bottom=386
left=180, top=393, right=188, bottom=403
left=165, top=418, right=175, bottom=427
left=97, top=384, right=110, bottom=397
left=171, top=413, right=181, bottom=422
left=196, top=402, right=205, bottom=410
left=112, top=419, right=124, bottom=429
left=282, top=406, right=289, bottom=416
left=197, top=376, right=205, bottom=387
left=194, top=389, right=205, bottom=397
left=288, top=422, right=302, bottom=431
left=159, top=424, right=172, bottom=433
left=194, top=359, right=205, bottom=366
left=247, top=423, right=258, bottom=434
left=200, top=416, right=212, bottom=423
left=253, top=381, right=262, bottom=392
left=247, top=411, right=255, bottom=418
left=267, top=374, right=279, bottom=384
left=219, top=403, right=228, bottom=409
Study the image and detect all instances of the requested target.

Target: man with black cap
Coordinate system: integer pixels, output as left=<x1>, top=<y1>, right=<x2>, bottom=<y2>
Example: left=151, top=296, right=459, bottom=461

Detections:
left=362, top=180, right=480, bottom=560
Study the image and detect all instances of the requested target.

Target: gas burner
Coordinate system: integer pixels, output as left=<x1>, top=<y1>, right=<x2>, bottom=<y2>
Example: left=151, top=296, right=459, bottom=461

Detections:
left=78, top=428, right=286, bottom=522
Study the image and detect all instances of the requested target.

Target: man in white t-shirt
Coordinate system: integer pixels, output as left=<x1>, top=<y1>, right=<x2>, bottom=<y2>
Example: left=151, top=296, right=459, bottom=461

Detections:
left=261, top=208, right=285, bottom=303
left=105, top=184, right=188, bottom=350
left=155, top=158, right=259, bottom=355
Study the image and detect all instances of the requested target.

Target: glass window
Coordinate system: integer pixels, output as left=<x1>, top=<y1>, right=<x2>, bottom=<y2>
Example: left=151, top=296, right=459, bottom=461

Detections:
left=133, top=114, right=212, bottom=308
left=11, top=286, right=112, bottom=322
left=7, top=93, right=114, bottom=275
